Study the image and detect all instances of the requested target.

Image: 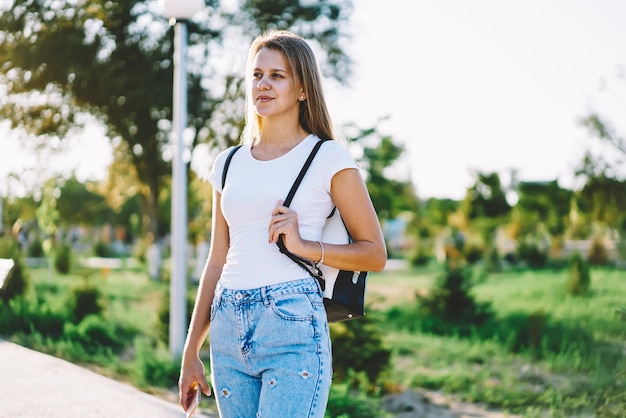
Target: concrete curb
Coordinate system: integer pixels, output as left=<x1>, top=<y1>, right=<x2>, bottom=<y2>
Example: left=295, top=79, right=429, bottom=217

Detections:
left=0, top=340, right=217, bottom=418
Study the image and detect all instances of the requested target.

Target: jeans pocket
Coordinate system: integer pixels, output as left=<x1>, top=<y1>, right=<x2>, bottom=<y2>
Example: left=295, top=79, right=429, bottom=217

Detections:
left=209, top=292, right=222, bottom=322
left=269, top=293, right=314, bottom=321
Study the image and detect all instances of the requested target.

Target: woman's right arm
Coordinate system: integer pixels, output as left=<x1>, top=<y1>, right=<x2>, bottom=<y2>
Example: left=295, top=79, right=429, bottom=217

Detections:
left=179, top=188, right=229, bottom=410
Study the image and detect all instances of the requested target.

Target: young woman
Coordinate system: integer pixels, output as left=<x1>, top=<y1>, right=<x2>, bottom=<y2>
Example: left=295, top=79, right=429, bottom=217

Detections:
left=179, top=29, right=386, bottom=417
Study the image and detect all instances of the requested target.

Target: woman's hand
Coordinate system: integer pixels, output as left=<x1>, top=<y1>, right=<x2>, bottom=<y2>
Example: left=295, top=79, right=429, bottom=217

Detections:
left=268, top=200, right=302, bottom=249
left=179, top=356, right=211, bottom=412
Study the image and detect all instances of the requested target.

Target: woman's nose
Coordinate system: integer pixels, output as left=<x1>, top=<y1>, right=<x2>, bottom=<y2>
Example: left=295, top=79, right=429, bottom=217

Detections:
left=257, top=75, right=270, bottom=90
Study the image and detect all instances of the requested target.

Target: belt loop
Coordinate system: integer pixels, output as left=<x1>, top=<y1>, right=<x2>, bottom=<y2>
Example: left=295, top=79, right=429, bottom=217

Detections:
left=260, top=286, right=270, bottom=307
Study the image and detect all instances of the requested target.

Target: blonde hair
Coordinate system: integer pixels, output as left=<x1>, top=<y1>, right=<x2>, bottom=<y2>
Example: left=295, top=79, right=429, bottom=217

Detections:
left=241, top=29, right=335, bottom=144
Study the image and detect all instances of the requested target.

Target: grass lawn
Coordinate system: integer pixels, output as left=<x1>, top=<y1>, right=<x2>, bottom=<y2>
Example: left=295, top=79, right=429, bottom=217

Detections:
left=366, top=265, right=626, bottom=417
left=4, top=262, right=625, bottom=417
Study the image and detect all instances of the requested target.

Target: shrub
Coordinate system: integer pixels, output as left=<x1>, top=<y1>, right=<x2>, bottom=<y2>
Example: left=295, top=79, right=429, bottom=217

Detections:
left=588, top=237, right=609, bottom=266
left=517, top=241, right=548, bottom=269
left=566, top=252, right=591, bottom=296
left=408, top=246, right=431, bottom=267
left=132, top=337, right=180, bottom=388
left=27, top=236, right=45, bottom=258
left=155, top=290, right=195, bottom=344
left=325, top=371, right=389, bottom=418
left=418, top=266, right=493, bottom=327
left=330, top=314, right=392, bottom=387
left=69, top=279, right=104, bottom=322
left=63, top=314, right=122, bottom=354
left=0, top=283, right=70, bottom=339
left=463, top=242, right=484, bottom=265
left=0, top=236, right=29, bottom=303
left=93, top=240, right=112, bottom=257
left=54, top=243, right=71, bottom=274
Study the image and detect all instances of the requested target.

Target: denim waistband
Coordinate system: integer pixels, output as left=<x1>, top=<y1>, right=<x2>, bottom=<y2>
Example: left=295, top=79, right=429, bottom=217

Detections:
left=215, top=277, right=320, bottom=304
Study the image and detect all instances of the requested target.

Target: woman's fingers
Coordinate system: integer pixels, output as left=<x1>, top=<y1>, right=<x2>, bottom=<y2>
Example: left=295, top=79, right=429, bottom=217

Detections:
left=268, top=200, right=298, bottom=244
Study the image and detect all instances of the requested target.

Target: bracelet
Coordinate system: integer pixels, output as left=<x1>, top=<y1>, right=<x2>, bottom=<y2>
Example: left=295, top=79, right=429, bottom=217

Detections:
left=316, top=241, right=325, bottom=265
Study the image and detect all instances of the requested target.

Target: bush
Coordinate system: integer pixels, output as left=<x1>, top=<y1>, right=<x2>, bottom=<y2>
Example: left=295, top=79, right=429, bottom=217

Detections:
left=517, top=241, right=548, bottom=269
left=463, top=242, right=484, bottom=265
left=93, top=240, right=112, bottom=257
left=63, top=314, right=122, bottom=354
left=588, top=237, right=609, bottom=266
left=132, top=337, right=180, bottom=388
left=566, top=252, right=591, bottom=296
left=418, top=266, right=493, bottom=327
left=69, top=279, right=104, bottom=322
left=330, top=314, right=392, bottom=387
left=408, top=243, right=432, bottom=267
left=0, top=236, right=29, bottom=303
left=155, top=290, right=195, bottom=344
left=27, top=236, right=45, bottom=258
left=54, top=243, right=71, bottom=274
left=325, top=372, right=389, bottom=418
left=0, top=297, right=67, bottom=338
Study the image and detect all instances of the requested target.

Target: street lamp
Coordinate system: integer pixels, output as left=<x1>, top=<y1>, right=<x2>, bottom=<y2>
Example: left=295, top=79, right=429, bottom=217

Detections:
left=159, top=0, right=204, bottom=357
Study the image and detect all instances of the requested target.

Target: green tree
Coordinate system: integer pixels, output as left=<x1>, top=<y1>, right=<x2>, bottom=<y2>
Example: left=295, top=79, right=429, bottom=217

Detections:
left=579, top=113, right=626, bottom=259
left=514, top=180, right=573, bottom=237
left=462, top=171, right=511, bottom=220
left=56, top=176, right=113, bottom=227
left=0, top=0, right=352, bottom=238
left=348, top=125, right=419, bottom=222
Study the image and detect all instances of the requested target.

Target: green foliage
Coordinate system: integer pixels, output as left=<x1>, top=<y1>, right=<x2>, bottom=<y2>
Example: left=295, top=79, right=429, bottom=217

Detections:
left=27, top=236, right=45, bottom=258
left=516, top=240, right=548, bottom=269
left=330, top=314, right=392, bottom=387
left=516, top=180, right=573, bottom=236
left=0, top=236, right=29, bottom=303
left=325, top=371, right=390, bottom=418
left=93, top=240, right=112, bottom=257
left=416, top=266, right=493, bottom=331
left=408, top=245, right=432, bottom=267
left=63, top=314, right=122, bottom=355
left=68, top=279, right=104, bottom=322
left=54, top=243, right=71, bottom=274
left=56, top=177, right=113, bottom=226
left=462, top=172, right=511, bottom=219
left=353, top=129, right=420, bottom=222
left=587, top=237, right=610, bottom=266
left=155, top=289, right=195, bottom=345
left=565, top=252, right=591, bottom=296
left=0, top=297, right=66, bottom=339
left=463, top=242, right=484, bottom=265
left=596, top=306, right=626, bottom=417
left=132, top=337, right=180, bottom=389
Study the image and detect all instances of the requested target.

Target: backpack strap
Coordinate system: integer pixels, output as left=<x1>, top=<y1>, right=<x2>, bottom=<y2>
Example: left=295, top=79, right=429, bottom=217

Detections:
left=277, top=139, right=330, bottom=286
left=221, top=145, right=243, bottom=189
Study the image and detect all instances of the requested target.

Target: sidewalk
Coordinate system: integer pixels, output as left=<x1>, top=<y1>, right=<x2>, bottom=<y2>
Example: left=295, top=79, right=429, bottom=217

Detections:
left=0, top=340, right=217, bottom=418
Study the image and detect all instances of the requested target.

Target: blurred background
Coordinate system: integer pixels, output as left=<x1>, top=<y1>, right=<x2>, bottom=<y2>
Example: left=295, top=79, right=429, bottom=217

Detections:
left=1, top=1, right=625, bottom=417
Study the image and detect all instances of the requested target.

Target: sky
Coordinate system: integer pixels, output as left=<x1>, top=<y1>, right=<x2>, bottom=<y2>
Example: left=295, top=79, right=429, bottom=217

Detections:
left=324, top=0, right=626, bottom=199
left=1, top=0, right=625, bottom=199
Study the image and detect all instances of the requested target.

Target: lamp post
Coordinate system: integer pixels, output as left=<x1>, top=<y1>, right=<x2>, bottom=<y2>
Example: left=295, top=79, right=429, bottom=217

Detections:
left=159, top=0, right=204, bottom=357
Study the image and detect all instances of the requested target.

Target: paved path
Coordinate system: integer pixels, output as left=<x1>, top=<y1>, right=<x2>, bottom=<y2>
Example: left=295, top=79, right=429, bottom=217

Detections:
left=0, top=340, right=217, bottom=418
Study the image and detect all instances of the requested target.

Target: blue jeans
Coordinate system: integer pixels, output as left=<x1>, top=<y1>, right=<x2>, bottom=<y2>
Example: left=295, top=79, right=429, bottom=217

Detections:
left=209, top=278, right=332, bottom=418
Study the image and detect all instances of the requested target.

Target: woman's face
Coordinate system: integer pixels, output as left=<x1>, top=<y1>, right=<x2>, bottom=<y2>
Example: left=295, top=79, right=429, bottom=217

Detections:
left=251, top=47, right=303, bottom=120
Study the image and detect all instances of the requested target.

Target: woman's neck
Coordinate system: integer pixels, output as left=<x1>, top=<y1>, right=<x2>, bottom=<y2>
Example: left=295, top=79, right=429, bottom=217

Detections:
left=252, top=125, right=310, bottom=161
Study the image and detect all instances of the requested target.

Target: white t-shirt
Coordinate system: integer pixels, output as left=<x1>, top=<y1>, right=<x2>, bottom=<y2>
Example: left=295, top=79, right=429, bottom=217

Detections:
left=207, top=134, right=358, bottom=290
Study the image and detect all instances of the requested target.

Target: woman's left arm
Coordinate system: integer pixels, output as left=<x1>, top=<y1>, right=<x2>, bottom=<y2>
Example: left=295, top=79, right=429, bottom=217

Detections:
left=323, top=167, right=387, bottom=272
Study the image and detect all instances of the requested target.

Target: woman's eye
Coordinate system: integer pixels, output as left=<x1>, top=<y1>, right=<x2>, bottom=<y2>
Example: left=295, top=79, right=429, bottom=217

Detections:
left=253, top=72, right=262, bottom=78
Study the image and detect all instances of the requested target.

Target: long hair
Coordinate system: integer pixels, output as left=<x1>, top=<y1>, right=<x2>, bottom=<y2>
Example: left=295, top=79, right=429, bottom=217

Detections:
left=241, top=30, right=335, bottom=144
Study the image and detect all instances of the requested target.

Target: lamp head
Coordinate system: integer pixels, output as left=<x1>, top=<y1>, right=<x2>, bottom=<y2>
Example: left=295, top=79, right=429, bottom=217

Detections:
left=158, top=0, right=204, bottom=20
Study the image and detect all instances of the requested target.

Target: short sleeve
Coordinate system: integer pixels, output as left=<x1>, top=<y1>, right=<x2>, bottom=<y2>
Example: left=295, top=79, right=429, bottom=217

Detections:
left=207, top=146, right=237, bottom=193
left=316, top=140, right=360, bottom=193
